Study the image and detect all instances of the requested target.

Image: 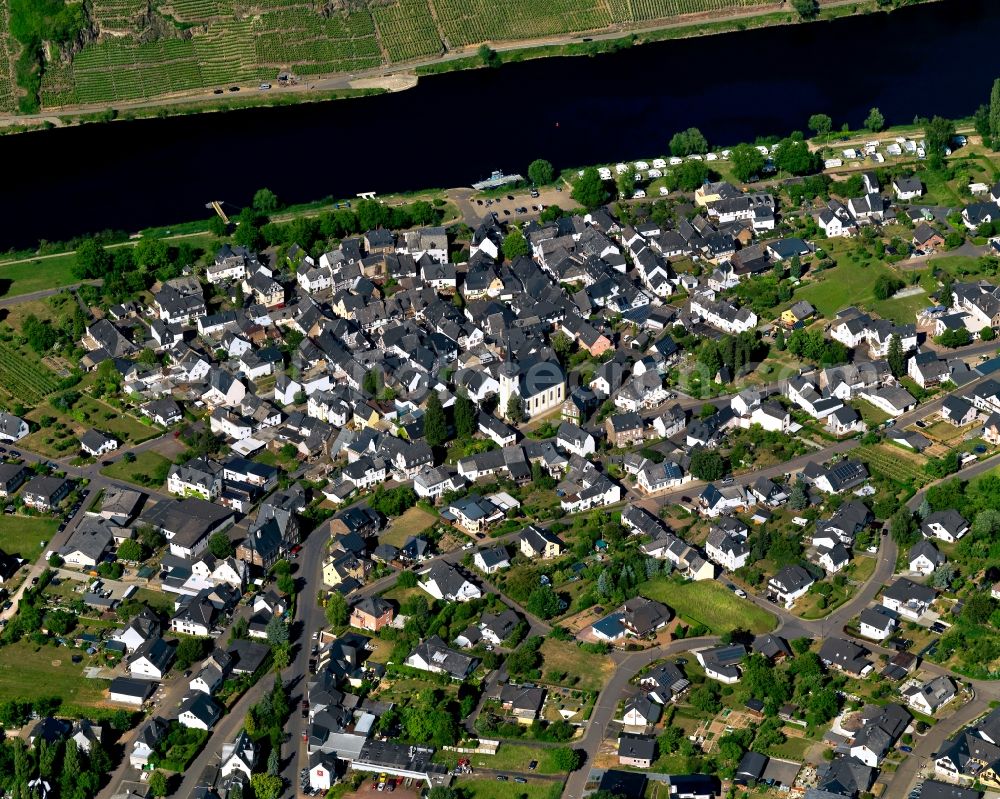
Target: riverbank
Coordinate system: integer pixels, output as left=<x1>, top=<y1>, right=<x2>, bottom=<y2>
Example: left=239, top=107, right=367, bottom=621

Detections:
left=0, top=0, right=938, bottom=136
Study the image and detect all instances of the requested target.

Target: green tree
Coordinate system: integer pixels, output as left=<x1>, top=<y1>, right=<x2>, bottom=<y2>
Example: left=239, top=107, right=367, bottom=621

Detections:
left=552, top=747, right=584, bottom=772
left=208, top=532, right=234, bottom=559
left=672, top=160, right=709, bottom=191
left=975, top=103, right=991, bottom=143
left=729, top=143, right=765, bottom=183
left=550, top=331, right=576, bottom=366
left=233, top=206, right=263, bottom=250
left=208, top=215, right=227, bottom=237
left=789, top=482, right=808, bottom=510
left=265, top=614, right=289, bottom=647
left=93, top=357, right=123, bottom=395
left=116, top=539, right=144, bottom=562
left=267, top=748, right=280, bottom=776
left=502, top=229, right=530, bottom=261
left=134, top=237, right=170, bottom=273
left=250, top=773, right=283, bottom=799
left=773, top=137, right=817, bottom=176
left=73, top=238, right=111, bottom=279
left=397, top=570, right=417, bottom=589
left=60, top=740, right=84, bottom=799
left=887, top=333, right=905, bottom=378
left=791, top=0, right=818, bottom=18
left=528, top=158, right=555, bottom=186
left=990, top=78, right=1000, bottom=144
left=253, top=188, right=279, bottom=214
left=424, top=389, right=448, bottom=447
left=669, top=127, right=709, bottom=156
left=873, top=274, right=903, bottom=301
left=527, top=586, right=561, bottom=620
left=571, top=167, right=608, bottom=210
left=774, top=329, right=786, bottom=351
left=689, top=449, right=726, bottom=481
left=148, top=771, right=168, bottom=798
left=325, top=592, right=349, bottom=627
left=865, top=106, right=886, bottom=133
left=616, top=166, right=637, bottom=199
left=175, top=637, right=210, bottom=669
left=890, top=510, right=919, bottom=548
left=477, top=43, right=500, bottom=67
left=925, top=115, right=957, bottom=170
left=454, top=394, right=477, bottom=438
left=982, top=326, right=996, bottom=341
left=506, top=393, right=524, bottom=423
left=808, top=113, right=833, bottom=141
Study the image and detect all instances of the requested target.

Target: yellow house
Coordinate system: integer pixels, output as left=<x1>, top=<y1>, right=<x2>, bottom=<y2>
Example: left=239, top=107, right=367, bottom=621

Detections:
left=518, top=525, right=564, bottom=560
left=352, top=403, right=381, bottom=430
left=322, top=552, right=370, bottom=588
left=780, top=300, right=816, bottom=329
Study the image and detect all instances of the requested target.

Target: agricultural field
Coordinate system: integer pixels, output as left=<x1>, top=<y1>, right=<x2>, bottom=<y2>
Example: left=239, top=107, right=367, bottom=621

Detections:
left=639, top=577, right=776, bottom=634
left=373, top=0, right=443, bottom=62
left=0, top=343, right=61, bottom=405
left=10, top=0, right=773, bottom=110
left=855, top=443, right=929, bottom=486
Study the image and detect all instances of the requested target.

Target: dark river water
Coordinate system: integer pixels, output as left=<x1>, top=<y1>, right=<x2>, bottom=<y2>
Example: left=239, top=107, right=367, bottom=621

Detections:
left=0, top=0, right=991, bottom=250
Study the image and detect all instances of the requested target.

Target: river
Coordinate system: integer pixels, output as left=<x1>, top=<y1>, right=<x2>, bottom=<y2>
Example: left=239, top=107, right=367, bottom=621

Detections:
left=0, top=0, right=991, bottom=250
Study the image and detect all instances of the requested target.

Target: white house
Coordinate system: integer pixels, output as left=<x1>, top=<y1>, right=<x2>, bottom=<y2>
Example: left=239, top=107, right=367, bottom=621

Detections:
left=556, top=422, right=596, bottom=458
left=921, top=510, right=968, bottom=543
left=0, top=413, right=28, bottom=443
left=908, top=540, right=945, bottom=576
left=418, top=562, right=482, bottom=602
left=80, top=429, right=118, bottom=458
left=858, top=606, right=897, bottom=641
left=472, top=546, right=510, bottom=575
left=768, top=565, right=813, bottom=608
left=178, top=692, right=221, bottom=731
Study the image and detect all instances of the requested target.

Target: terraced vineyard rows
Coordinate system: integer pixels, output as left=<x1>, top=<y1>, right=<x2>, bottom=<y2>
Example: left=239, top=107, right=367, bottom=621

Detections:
left=91, top=0, right=149, bottom=30
left=160, top=0, right=235, bottom=23
left=22, top=0, right=776, bottom=108
left=609, top=0, right=770, bottom=24
left=856, top=444, right=930, bottom=486
left=251, top=7, right=381, bottom=74
left=434, top=0, right=612, bottom=46
left=373, top=0, right=443, bottom=62
left=0, top=346, right=60, bottom=405
left=0, top=1, right=15, bottom=112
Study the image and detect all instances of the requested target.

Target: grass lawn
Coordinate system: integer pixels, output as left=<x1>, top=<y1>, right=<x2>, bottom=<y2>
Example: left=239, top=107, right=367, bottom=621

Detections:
left=927, top=254, right=983, bottom=280
left=100, top=450, right=172, bottom=488
left=872, top=288, right=930, bottom=324
left=797, top=583, right=850, bottom=620
left=25, top=397, right=161, bottom=457
left=538, top=638, right=613, bottom=692
left=453, top=778, right=560, bottom=799
left=795, top=257, right=898, bottom=318
left=0, top=253, right=79, bottom=299
left=435, top=743, right=570, bottom=775
left=134, top=587, right=176, bottom=615
left=0, top=639, right=109, bottom=711
left=922, top=420, right=970, bottom=445
left=851, top=398, right=891, bottom=427
left=380, top=506, right=437, bottom=548
left=639, top=578, right=776, bottom=635
left=73, top=396, right=162, bottom=444
left=849, top=554, right=877, bottom=584
left=767, top=734, right=814, bottom=761
left=0, top=515, right=59, bottom=560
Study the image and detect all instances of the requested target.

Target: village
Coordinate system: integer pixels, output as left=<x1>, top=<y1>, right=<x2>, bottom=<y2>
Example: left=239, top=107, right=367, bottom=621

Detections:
left=7, top=123, right=1000, bottom=799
